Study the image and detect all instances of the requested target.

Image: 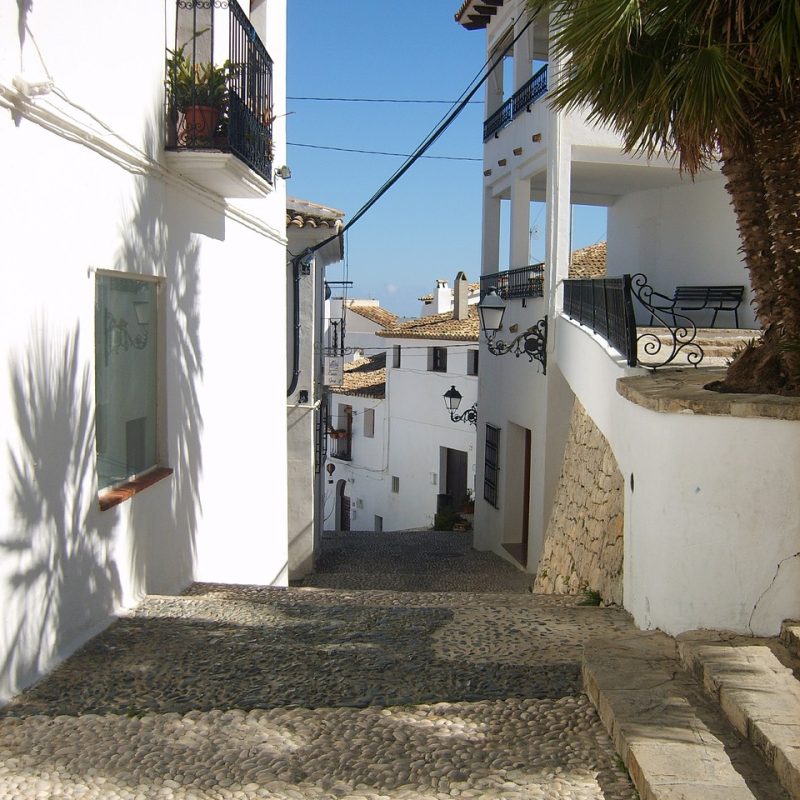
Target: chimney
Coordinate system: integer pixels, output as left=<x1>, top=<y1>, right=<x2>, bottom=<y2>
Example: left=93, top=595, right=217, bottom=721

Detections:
left=454, top=271, right=468, bottom=320
left=434, top=279, right=450, bottom=314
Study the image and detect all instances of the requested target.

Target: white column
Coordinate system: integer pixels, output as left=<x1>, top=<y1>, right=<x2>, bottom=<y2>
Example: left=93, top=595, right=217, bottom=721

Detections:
left=513, top=5, right=532, bottom=92
left=510, top=173, right=531, bottom=269
left=481, top=190, right=501, bottom=275
left=485, top=33, right=504, bottom=117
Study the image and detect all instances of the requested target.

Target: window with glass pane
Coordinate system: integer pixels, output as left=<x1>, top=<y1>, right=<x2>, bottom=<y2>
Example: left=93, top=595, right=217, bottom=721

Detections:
left=95, top=274, right=159, bottom=490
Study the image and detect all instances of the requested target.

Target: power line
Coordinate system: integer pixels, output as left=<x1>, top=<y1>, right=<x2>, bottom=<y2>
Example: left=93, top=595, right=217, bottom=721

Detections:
left=301, top=14, right=535, bottom=257
left=288, top=95, right=482, bottom=105
left=288, top=141, right=482, bottom=162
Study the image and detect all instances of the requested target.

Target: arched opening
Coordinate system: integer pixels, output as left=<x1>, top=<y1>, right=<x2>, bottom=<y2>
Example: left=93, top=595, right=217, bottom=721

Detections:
left=335, top=478, right=350, bottom=532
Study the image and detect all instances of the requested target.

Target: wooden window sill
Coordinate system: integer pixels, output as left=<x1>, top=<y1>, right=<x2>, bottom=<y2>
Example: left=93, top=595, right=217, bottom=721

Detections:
left=98, top=467, right=173, bottom=511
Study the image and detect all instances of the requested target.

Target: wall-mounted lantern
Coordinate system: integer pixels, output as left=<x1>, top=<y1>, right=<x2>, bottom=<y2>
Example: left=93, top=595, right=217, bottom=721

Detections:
left=477, top=287, right=547, bottom=373
left=443, top=385, right=478, bottom=427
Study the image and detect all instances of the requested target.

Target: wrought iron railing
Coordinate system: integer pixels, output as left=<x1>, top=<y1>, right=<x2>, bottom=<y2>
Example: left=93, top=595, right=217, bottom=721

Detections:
left=562, top=274, right=705, bottom=368
left=563, top=276, right=638, bottom=367
left=481, top=264, right=545, bottom=300
left=483, top=64, right=548, bottom=141
left=483, top=99, right=513, bottom=141
left=512, top=64, right=548, bottom=117
left=166, top=0, right=273, bottom=183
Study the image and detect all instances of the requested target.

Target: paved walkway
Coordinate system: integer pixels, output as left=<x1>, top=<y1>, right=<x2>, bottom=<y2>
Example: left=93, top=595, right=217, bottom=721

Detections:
left=0, top=531, right=638, bottom=799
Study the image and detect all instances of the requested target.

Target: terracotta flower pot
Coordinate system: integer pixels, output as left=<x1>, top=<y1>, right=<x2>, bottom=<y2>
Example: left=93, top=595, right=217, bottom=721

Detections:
left=179, top=105, right=220, bottom=145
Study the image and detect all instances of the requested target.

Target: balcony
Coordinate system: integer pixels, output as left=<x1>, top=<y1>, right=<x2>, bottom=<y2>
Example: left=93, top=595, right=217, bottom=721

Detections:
left=480, top=263, right=545, bottom=300
left=483, top=64, right=548, bottom=142
left=165, top=0, right=273, bottom=198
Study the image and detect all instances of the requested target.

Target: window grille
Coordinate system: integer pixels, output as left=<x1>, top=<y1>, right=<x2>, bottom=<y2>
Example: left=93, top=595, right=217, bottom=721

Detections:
left=484, top=424, right=500, bottom=508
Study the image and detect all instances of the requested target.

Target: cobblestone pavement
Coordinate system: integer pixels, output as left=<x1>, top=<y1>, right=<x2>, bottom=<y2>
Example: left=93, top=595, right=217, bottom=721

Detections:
left=0, top=531, right=638, bottom=799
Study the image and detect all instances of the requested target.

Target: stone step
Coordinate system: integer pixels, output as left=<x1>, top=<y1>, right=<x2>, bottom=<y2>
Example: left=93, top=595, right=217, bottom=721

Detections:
left=583, top=630, right=790, bottom=800
left=678, top=632, right=800, bottom=800
left=782, top=620, right=800, bottom=659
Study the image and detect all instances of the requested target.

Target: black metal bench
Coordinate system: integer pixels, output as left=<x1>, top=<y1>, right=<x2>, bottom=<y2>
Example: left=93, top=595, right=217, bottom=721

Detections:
left=647, top=285, right=745, bottom=328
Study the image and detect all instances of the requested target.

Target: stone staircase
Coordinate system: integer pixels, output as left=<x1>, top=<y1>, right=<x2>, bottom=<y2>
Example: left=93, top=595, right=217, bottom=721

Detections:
left=636, top=327, right=761, bottom=368
left=583, top=619, right=800, bottom=800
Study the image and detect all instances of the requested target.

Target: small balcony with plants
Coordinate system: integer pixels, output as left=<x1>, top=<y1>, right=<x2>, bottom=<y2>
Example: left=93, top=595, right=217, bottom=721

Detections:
left=164, top=0, right=273, bottom=198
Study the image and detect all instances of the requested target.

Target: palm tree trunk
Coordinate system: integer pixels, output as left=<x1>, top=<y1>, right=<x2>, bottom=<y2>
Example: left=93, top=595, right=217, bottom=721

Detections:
left=718, top=138, right=779, bottom=332
left=752, top=98, right=800, bottom=386
left=711, top=138, right=790, bottom=393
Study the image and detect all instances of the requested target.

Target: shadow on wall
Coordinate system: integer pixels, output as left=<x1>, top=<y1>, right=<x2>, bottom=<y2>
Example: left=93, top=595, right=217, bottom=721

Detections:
left=2, top=323, right=121, bottom=695
left=117, top=119, right=204, bottom=595
left=1, top=115, right=206, bottom=698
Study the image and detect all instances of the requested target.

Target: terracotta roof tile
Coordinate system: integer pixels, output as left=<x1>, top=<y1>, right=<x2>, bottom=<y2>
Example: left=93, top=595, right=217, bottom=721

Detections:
left=286, top=197, right=345, bottom=230
left=569, top=241, right=607, bottom=279
left=346, top=302, right=397, bottom=329
left=377, top=306, right=479, bottom=342
left=331, top=353, right=386, bottom=399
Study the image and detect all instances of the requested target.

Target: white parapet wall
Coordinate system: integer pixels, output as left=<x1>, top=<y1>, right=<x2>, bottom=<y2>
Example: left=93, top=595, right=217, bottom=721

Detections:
left=555, top=315, right=800, bottom=636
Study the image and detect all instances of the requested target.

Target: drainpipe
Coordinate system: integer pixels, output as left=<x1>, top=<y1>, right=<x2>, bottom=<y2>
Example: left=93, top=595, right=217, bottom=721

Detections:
left=287, top=249, right=312, bottom=397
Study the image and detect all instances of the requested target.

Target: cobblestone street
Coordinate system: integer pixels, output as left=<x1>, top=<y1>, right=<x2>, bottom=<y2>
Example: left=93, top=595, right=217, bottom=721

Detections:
left=0, top=531, right=638, bottom=799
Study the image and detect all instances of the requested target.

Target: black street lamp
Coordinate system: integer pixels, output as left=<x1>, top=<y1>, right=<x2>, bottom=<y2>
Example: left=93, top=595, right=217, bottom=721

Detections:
left=443, top=385, right=478, bottom=427
left=477, top=286, right=548, bottom=373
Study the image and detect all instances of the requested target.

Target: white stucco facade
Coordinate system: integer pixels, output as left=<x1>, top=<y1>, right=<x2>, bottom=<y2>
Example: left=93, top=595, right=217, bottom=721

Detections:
left=324, top=333, right=479, bottom=533
left=459, top=0, right=796, bottom=635
left=0, top=0, right=288, bottom=703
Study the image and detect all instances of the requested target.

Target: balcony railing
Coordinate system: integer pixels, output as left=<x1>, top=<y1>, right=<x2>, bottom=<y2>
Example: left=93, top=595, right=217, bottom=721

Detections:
left=481, top=263, right=545, bottom=300
left=563, top=274, right=706, bottom=368
left=483, top=64, right=548, bottom=142
left=564, top=276, right=638, bottom=366
left=166, top=0, right=273, bottom=183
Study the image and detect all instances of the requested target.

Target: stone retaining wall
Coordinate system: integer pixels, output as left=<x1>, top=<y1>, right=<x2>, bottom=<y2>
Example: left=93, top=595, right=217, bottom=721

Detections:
left=534, top=400, right=624, bottom=605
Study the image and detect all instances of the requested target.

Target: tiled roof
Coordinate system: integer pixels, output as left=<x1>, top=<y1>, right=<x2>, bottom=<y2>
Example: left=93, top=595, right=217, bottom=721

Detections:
left=346, top=302, right=398, bottom=329
left=286, top=196, right=345, bottom=229
left=377, top=306, right=479, bottom=342
left=418, top=282, right=480, bottom=302
left=455, top=0, right=505, bottom=29
left=331, top=353, right=386, bottom=399
left=569, top=241, right=607, bottom=279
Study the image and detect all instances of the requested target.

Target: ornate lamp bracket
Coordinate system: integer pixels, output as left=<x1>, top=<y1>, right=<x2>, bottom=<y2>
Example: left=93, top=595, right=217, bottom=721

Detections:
left=449, top=403, right=478, bottom=427
left=486, top=315, right=548, bottom=374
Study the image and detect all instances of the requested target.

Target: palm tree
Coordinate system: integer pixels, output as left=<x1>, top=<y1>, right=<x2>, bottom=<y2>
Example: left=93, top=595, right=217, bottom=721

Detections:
left=530, top=0, right=800, bottom=393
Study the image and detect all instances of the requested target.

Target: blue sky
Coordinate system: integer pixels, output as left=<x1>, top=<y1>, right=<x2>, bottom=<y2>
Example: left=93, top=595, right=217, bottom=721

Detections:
left=287, top=2, right=607, bottom=317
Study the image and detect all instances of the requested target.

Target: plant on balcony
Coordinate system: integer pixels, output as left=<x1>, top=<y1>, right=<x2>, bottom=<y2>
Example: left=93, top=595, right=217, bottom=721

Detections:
left=166, top=44, right=229, bottom=144
left=533, top=0, right=800, bottom=394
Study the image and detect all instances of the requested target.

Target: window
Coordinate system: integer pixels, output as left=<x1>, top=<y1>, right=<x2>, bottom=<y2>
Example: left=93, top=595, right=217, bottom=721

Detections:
left=95, top=272, right=161, bottom=490
left=467, top=349, right=479, bottom=376
left=393, top=345, right=401, bottom=368
left=363, top=408, right=375, bottom=438
left=484, top=424, right=500, bottom=508
left=333, top=404, right=353, bottom=460
left=392, top=476, right=400, bottom=493
left=428, top=346, right=447, bottom=372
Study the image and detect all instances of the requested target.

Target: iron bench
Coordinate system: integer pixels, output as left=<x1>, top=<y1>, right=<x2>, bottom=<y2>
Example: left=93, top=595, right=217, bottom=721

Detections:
left=647, top=285, right=745, bottom=328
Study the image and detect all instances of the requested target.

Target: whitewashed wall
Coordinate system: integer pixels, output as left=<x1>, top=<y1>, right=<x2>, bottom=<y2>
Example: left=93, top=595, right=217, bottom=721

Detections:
left=555, top=317, right=800, bottom=635
left=607, top=178, right=754, bottom=328
left=382, top=340, right=478, bottom=531
left=323, top=395, right=387, bottom=532
left=0, top=0, right=288, bottom=704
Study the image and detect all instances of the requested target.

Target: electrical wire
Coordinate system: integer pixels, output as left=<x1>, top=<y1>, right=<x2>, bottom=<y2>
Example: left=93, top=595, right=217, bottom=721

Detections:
left=288, top=141, right=481, bottom=162
left=301, top=14, right=535, bottom=257
left=288, top=96, right=483, bottom=105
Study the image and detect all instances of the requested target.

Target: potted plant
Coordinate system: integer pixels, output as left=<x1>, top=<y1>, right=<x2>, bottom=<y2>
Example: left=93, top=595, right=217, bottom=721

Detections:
left=166, top=44, right=229, bottom=145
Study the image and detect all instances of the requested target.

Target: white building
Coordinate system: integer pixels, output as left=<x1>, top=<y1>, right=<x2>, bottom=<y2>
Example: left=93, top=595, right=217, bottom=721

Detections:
left=286, top=198, right=345, bottom=580
left=457, top=0, right=799, bottom=635
left=418, top=276, right=481, bottom=317
left=326, top=298, right=397, bottom=362
left=325, top=274, right=479, bottom=532
left=0, top=0, right=288, bottom=704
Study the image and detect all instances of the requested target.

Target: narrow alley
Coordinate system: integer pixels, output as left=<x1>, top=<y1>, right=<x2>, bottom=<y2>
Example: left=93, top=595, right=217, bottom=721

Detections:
left=0, top=531, right=641, bottom=800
